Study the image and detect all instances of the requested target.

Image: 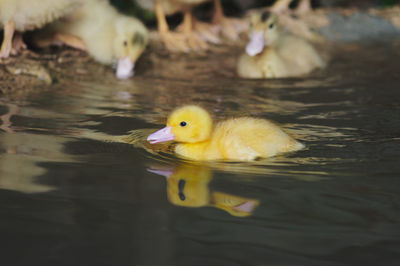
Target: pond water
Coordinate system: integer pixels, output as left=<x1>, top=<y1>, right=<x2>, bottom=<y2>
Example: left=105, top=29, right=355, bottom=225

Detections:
left=1, top=42, right=400, bottom=266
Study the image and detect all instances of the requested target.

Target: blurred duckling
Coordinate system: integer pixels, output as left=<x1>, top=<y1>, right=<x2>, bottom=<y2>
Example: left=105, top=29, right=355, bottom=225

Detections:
left=0, top=0, right=79, bottom=58
left=148, top=164, right=259, bottom=217
left=271, top=0, right=311, bottom=15
left=147, top=105, right=304, bottom=161
left=136, top=0, right=210, bottom=52
left=269, top=0, right=329, bottom=41
left=52, top=0, right=148, bottom=79
left=237, top=11, right=325, bottom=79
left=136, top=0, right=246, bottom=52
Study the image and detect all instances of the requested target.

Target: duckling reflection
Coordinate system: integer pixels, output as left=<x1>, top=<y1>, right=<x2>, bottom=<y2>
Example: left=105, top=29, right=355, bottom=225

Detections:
left=149, top=164, right=259, bottom=217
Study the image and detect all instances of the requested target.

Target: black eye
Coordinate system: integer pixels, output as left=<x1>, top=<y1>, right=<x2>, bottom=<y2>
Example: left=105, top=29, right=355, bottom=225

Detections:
left=269, top=23, right=274, bottom=29
left=123, top=41, right=127, bottom=46
left=178, top=179, right=186, bottom=201
left=180, top=121, right=187, bottom=127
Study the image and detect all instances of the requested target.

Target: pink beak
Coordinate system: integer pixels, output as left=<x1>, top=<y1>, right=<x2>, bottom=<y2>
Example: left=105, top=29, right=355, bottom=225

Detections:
left=116, top=57, right=135, bottom=79
left=147, top=167, right=174, bottom=179
left=147, top=126, right=175, bottom=144
left=246, top=31, right=265, bottom=56
left=234, top=201, right=258, bottom=213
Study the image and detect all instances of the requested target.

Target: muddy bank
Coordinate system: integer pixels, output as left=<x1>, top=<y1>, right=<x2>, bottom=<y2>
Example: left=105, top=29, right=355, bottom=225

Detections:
left=0, top=7, right=399, bottom=100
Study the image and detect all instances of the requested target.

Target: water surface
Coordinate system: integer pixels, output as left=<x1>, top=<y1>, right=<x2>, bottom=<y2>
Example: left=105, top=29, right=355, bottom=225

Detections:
left=1, top=43, right=400, bottom=266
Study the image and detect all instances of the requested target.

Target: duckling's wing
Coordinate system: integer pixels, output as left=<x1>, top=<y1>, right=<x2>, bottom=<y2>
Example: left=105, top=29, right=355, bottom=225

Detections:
left=215, top=120, right=262, bottom=161
left=12, top=0, right=79, bottom=30
left=222, top=136, right=261, bottom=161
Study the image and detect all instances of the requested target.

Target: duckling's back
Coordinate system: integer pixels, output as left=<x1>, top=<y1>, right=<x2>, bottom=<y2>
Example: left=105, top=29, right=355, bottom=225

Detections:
left=277, top=34, right=326, bottom=76
left=54, top=0, right=120, bottom=64
left=0, top=0, right=79, bottom=30
left=211, top=117, right=304, bottom=161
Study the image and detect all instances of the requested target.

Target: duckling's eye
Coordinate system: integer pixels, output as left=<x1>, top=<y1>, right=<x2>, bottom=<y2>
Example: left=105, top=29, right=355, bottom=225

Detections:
left=269, top=23, right=274, bottom=29
left=178, top=179, right=186, bottom=201
left=123, top=41, right=127, bottom=46
left=180, top=121, right=187, bottom=127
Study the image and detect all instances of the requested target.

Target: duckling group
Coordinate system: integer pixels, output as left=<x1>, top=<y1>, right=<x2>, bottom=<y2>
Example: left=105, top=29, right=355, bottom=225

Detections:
left=1, top=0, right=325, bottom=79
left=1, top=0, right=327, bottom=161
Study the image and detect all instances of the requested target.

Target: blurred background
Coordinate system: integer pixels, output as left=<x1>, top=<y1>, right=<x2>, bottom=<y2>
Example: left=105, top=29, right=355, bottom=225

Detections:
left=111, top=0, right=400, bottom=25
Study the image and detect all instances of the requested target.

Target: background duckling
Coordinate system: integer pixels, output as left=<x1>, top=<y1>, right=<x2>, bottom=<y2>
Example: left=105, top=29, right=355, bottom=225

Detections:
left=147, top=105, right=304, bottom=161
left=0, top=0, right=79, bottom=58
left=237, top=11, right=325, bottom=79
left=269, top=0, right=328, bottom=41
left=271, top=0, right=311, bottom=15
left=136, top=0, right=246, bottom=52
left=52, top=0, right=148, bottom=79
left=136, top=0, right=210, bottom=52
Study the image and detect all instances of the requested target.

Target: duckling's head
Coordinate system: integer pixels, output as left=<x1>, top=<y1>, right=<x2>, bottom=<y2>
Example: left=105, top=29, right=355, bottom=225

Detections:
left=246, top=11, right=280, bottom=56
left=147, top=105, right=213, bottom=144
left=166, top=165, right=212, bottom=207
left=113, top=16, right=148, bottom=79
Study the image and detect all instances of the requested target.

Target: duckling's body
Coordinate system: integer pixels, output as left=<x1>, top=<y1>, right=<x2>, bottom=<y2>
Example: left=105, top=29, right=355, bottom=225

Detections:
left=147, top=105, right=304, bottom=161
left=0, top=0, right=78, bottom=31
left=53, top=0, right=148, bottom=79
left=237, top=11, right=325, bottom=79
left=238, top=48, right=287, bottom=79
left=0, top=0, right=79, bottom=58
left=175, top=117, right=303, bottom=161
left=270, top=0, right=328, bottom=41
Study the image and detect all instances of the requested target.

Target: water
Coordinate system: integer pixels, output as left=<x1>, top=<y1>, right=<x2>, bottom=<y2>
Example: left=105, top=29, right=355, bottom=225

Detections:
left=1, top=43, right=400, bottom=266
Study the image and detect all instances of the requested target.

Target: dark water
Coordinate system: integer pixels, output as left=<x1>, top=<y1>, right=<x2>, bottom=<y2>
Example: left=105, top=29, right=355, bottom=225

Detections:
left=1, top=43, right=400, bottom=266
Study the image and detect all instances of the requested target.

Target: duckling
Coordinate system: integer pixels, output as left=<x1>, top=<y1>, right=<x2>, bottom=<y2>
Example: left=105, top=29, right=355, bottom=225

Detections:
left=147, top=105, right=304, bottom=161
left=197, top=0, right=248, bottom=43
left=136, top=0, right=210, bottom=52
left=149, top=165, right=259, bottom=217
left=137, top=0, right=246, bottom=52
left=269, top=0, right=329, bottom=41
left=271, top=0, right=310, bottom=15
left=52, top=0, right=148, bottom=79
left=237, top=11, right=325, bottom=79
left=0, top=0, right=79, bottom=58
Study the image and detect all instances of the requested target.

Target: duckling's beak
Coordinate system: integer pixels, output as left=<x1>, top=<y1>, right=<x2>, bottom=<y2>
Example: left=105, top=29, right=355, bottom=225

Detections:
left=147, top=167, right=174, bottom=179
left=116, top=57, right=135, bottom=79
left=233, top=200, right=258, bottom=213
left=147, top=126, right=175, bottom=144
left=246, top=31, right=265, bottom=56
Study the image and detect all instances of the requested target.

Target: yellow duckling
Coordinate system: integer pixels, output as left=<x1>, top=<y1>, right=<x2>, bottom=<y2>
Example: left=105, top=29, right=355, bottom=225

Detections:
left=237, top=11, right=325, bottom=79
left=147, top=105, right=304, bottom=161
left=0, top=0, right=79, bottom=58
left=52, top=0, right=148, bottom=79
left=269, top=0, right=329, bottom=42
left=149, top=165, right=259, bottom=217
